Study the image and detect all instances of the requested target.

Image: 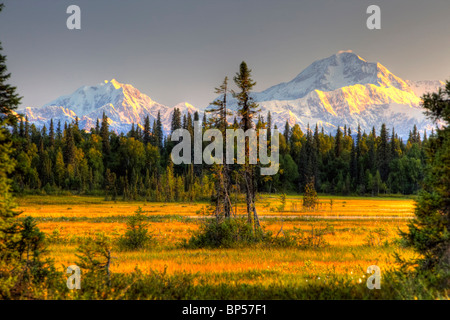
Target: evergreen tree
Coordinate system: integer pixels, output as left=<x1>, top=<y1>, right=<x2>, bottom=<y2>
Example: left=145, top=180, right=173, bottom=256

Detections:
left=64, top=125, right=76, bottom=166
left=143, top=115, right=151, bottom=145
left=24, top=116, right=30, bottom=144
left=334, top=126, right=343, bottom=158
left=0, top=25, right=20, bottom=125
left=206, top=77, right=233, bottom=218
left=233, top=61, right=260, bottom=229
left=154, top=111, right=163, bottom=150
left=56, top=120, right=62, bottom=141
left=170, top=108, right=182, bottom=134
left=100, top=112, right=110, bottom=156
left=19, top=117, right=24, bottom=138
left=401, top=80, right=450, bottom=278
left=207, top=77, right=231, bottom=132
left=284, top=121, right=290, bottom=146
left=49, top=119, right=54, bottom=147
left=350, top=140, right=357, bottom=185
left=95, top=118, right=100, bottom=135
left=377, top=123, right=390, bottom=181
left=0, top=3, right=24, bottom=296
left=267, top=111, right=272, bottom=142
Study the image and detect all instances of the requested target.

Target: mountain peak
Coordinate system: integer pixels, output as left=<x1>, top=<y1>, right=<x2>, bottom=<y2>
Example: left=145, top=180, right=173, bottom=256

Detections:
left=334, top=50, right=366, bottom=62
left=104, top=78, right=123, bottom=89
left=257, top=50, right=411, bottom=101
left=337, top=49, right=353, bottom=54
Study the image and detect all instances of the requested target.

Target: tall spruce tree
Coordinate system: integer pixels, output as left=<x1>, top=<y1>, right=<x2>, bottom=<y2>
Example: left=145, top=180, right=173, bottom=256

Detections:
left=0, top=3, right=24, bottom=297
left=233, top=61, right=260, bottom=229
left=334, top=126, right=343, bottom=158
left=284, top=121, right=290, bottom=145
left=100, top=112, right=110, bottom=156
left=171, top=108, right=182, bottom=134
left=401, top=80, right=450, bottom=279
left=49, top=119, right=54, bottom=147
left=206, top=77, right=233, bottom=218
left=143, top=115, right=151, bottom=145
left=154, top=111, right=163, bottom=150
left=267, top=111, right=272, bottom=142
left=377, top=123, right=390, bottom=181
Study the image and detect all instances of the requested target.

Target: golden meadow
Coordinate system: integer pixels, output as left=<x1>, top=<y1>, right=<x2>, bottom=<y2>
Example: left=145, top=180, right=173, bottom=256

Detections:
left=15, top=194, right=419, bottom=298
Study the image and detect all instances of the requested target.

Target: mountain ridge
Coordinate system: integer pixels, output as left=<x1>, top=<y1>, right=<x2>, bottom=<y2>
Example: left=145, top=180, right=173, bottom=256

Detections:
left=19, top=51, right=445, bottom=137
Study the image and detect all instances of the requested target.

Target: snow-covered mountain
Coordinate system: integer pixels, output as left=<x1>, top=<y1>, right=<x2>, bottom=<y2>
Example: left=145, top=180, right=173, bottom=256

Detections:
left=20, top=50, right=445, bottom=138
left=405, top=79, right=446, bottom=98
left=20, top=79, right=200, bottom=134
left=213, top=50, right=444, bottom=137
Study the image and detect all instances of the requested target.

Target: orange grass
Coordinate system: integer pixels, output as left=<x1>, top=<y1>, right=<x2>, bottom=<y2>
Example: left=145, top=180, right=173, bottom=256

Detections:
left=18, top=195, right=417, bottom=286
left=16, top=195, right=415, bottom=218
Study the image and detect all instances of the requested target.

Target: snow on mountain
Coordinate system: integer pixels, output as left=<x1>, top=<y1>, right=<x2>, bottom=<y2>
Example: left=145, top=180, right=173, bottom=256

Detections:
left=255, top=50, right=414, bottom=102
left=19, top=79, right=201, bottom=134
left=405, top=80, right=446, bottom=98
left=21, top=105, right=77, bottom=127
left=214, top=51, right=444, bottom=138
left=19, top=51, right=445, bottom=138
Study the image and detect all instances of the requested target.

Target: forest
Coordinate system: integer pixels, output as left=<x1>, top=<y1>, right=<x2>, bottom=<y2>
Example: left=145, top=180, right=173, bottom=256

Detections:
left=10, top=109, right=431, bottom=200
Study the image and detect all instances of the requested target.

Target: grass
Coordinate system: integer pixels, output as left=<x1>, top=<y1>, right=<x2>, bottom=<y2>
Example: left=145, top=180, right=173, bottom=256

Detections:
left=13, top=194, right=437, bottom=299
left=16, top=194, right=416, bottom=218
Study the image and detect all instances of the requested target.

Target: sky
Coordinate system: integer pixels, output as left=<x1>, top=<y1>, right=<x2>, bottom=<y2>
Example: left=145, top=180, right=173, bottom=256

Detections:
left=1, top=0, right=449, bottom=109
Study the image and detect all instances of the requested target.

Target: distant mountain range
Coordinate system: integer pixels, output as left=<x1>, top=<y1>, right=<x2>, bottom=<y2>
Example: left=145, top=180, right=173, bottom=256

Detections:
left=19, top=50, right=444, bottom=137
left=20, top=79, right=198, bottom=134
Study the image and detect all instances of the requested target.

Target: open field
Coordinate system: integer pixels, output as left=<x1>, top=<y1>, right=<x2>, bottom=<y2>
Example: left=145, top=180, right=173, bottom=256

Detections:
left=17, top=194, right=416, bottom=218
left=13, top=194, right=420, bottom=297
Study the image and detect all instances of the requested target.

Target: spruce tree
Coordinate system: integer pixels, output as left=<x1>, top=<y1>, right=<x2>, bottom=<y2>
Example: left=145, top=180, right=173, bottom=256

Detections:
left=377, top=123, right=390, bottom=181
left=143, top=115, right=151, bottom=144
left=64, top=125, right=75, bottom=166
left=0, top=23, right=20, bottom=125
left=170, top=108, right=182, bottom=134
left=334, top=126, right=343, bottom=158
left=284, top=121, right=290, bottom=145
left=49, top=119, right=54, bottom=147
left=206, top=77, right=233, bottom=218
left=100, top=112, right=110, bottom=156
left=56, top=120, right=62, bottom=141
left=401, top=80, right=450, bottom=279
left=95, top=118, right=100, bottom=135
left=233, top=61, right=260, bottom=229
left=154, top=111, right=163, bottom=150
left=0, top=3, right=24, bottom=297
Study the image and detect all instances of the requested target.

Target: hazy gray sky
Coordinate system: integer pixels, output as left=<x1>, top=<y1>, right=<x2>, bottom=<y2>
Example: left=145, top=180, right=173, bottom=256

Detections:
left=1, top=0, right=449, bottom=109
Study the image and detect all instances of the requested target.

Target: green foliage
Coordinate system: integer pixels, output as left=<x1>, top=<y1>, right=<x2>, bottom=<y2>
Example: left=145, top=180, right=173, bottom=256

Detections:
left=278, top=193, right=286, bottom=211
left=0, top=4, right=24, bottom=298
left=118, top=207, right=153, bottom=250
left=400, top=81, right=450, bottom=286
left=75, top=232, right=113, bottom=289
left=185, top=216, right=331, bottom=250
left=303, top=179, right=318, bottom=210
left=184, top=217, right=269, bottom=249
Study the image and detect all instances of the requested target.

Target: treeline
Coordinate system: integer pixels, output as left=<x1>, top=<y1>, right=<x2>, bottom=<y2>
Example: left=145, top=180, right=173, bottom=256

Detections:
left=9, top=109, right=431, bottom=198
left=276, top=121, right=430, bottom=195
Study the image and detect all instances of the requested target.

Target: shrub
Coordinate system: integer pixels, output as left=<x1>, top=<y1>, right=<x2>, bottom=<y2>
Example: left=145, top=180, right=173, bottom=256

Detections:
left=184, top=217, right=269, bottom=249
left=75, top=233, right=113, bottom=288
left=118, top=207, right=153, bottom=250
left=303, top=179, right=318, bottom=210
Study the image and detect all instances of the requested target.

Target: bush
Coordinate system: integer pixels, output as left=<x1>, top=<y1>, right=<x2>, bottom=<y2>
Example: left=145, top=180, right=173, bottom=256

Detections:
left=118, top=207, right=153, bottom=250
left=75, top=233, right=113, bottom=288
left=184, top=217, right=270, bottom=249
left=303, top=179, right=318, bottom=210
